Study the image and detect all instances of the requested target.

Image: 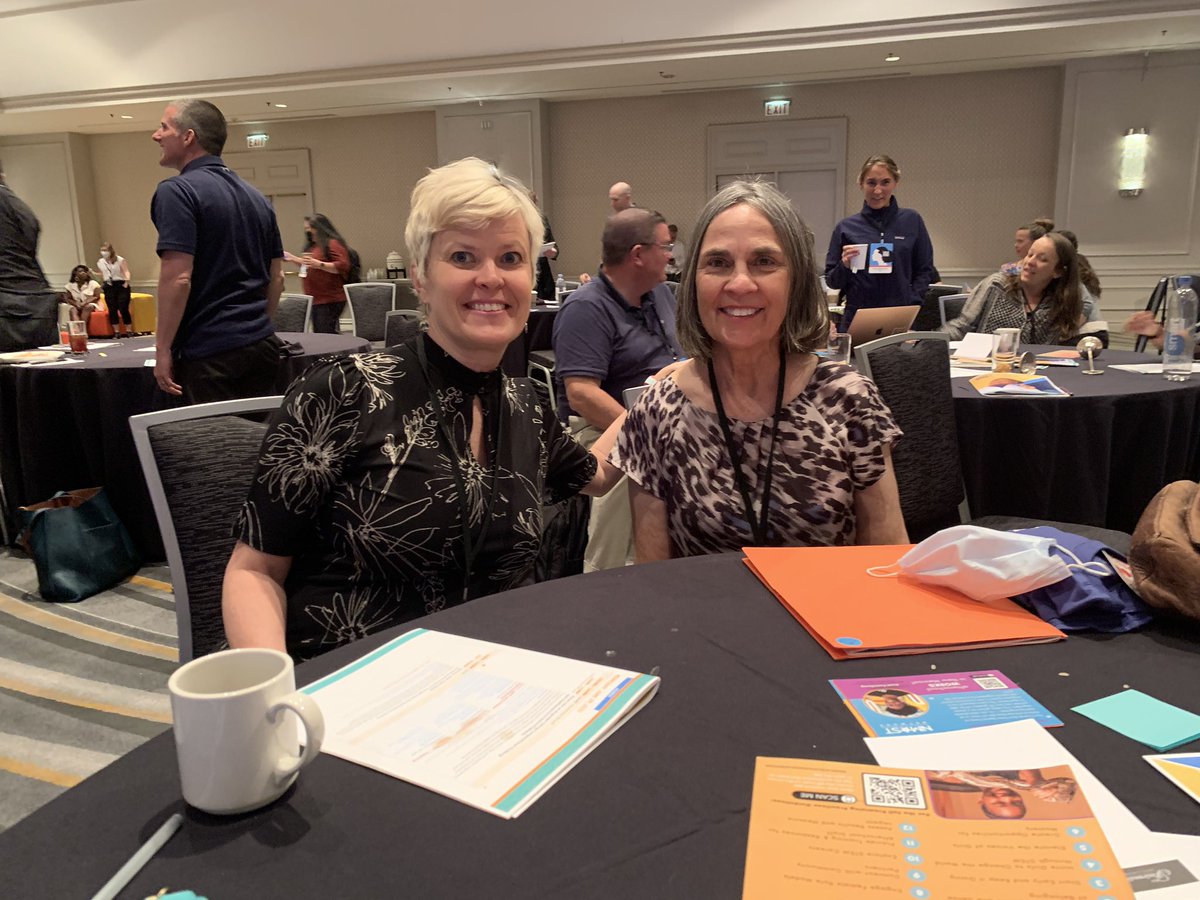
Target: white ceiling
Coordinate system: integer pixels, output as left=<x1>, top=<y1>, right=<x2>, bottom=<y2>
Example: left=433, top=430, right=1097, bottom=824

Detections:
left=2, top=0, right=1199, bottom=136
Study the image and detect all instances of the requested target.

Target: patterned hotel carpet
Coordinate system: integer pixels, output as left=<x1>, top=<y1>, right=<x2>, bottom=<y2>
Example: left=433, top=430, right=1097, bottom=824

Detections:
left=0, top=548, right=177, bottom=832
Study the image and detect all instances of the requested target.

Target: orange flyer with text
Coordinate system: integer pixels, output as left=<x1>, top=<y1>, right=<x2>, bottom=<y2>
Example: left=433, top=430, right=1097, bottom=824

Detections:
left=742, top=757, right=1132, bottom=900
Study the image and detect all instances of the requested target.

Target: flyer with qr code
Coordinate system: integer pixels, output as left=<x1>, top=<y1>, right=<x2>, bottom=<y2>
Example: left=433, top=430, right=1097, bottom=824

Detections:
left=830, top=670, right=1063, bottom=738
left=743, top=757, right=1132, bottom=899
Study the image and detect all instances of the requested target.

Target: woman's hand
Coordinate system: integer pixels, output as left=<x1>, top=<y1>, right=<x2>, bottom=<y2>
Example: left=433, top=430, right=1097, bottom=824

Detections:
left=1124, top=311, right=1164, bottom=349
left=1124, top=311, right=1161, bottom=337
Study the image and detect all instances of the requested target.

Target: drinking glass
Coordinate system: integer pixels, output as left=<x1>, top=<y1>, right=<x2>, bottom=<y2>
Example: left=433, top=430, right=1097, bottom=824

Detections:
left=67, top=320, right=88, bottom=355
left=991, top=328, right=1020, bottom=373
left=826, top=333, right=852, bottom=365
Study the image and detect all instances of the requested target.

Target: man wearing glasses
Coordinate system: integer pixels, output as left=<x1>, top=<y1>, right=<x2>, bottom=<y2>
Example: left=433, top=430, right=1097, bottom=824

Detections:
left=553, top=208, right=683, bottom=571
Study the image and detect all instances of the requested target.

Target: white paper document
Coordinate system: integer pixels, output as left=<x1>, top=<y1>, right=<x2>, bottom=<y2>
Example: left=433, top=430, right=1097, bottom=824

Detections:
left=953, top=332, right=994, bottom=361
left=867, top=719, right=1200, bottom=894
left=303, top=628, right=660, bottom=818
left=1110, top=363, right=1166, bottom=374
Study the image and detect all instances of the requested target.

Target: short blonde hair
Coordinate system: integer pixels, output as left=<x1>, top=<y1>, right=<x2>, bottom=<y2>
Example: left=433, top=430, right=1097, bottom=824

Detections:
left=404, top=158, right=542, bottom=283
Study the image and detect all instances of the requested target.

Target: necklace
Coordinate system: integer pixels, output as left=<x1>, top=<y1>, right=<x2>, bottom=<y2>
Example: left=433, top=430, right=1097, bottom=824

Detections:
left=707, top=343, right=787, bottom=546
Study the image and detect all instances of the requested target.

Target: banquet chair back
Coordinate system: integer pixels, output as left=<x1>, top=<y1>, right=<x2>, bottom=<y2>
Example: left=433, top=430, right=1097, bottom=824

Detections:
left=528, top=349, right=557, bottom=409
left=1134, top=274, right=1200, bottom=352
left=272, top=293, right=312, bottom=333
left=385, top=309, right=422, bottom=347
left=131, top=396, right=282, bottom=662
left=344, top=282, right=397, bottom=343
left=914, top=284, right=965, bottom=331
left=937, top=293, right=969, bottom=328
left=394, top=279, right=421, bottom=311
left=854, top=331, right=966, bottom=540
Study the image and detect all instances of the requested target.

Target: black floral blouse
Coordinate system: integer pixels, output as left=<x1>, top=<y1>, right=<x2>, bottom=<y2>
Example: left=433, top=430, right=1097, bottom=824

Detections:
left=234, top=333, right=597, bottom=661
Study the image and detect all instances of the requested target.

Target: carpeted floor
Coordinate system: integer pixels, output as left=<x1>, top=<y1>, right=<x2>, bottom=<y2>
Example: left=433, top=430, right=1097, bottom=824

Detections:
left=0, top=547, right=177, bottom=832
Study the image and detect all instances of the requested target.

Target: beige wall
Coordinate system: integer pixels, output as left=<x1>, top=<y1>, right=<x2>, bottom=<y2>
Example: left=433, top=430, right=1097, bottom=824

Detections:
left=64, top=68, right=1061, bottom=293
left=85, top=112, right=438, bottom=289
left=546, top=67, right=1062, bottom=284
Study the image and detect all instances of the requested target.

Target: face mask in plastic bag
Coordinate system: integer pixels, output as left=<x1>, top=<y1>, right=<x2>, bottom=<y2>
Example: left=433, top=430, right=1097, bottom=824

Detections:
left=867, top=525, right=1110, bottom=603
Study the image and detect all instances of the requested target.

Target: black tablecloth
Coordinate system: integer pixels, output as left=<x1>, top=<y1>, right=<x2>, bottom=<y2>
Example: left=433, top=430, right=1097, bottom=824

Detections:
left=528, top=305, right=558, bottom=352
left=954, top=347, right=1200, bottom=532
left=1, top=554, right=1196, bottom=899
left=0, top=333, right=369, bottom=560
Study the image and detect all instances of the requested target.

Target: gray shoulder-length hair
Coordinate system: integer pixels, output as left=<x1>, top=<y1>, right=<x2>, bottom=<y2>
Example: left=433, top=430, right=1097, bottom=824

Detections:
left=675, top=180, right=829, bottom=361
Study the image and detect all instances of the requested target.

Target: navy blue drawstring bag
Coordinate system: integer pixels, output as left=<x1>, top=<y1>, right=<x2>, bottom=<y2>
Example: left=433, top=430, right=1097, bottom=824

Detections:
left=1010, top=526, right=1152, bottom=633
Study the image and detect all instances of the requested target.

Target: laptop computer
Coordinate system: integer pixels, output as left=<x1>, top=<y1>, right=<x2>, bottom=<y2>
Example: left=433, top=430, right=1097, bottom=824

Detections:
left=845, top=305, right=922, bottom=346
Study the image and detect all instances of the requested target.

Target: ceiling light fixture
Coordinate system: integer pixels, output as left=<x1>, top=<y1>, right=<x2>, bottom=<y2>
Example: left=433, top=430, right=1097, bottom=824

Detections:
left=272, top=103, right=288, bottom=108
left=120, top=115, right=133, bottom=119
left=884, top=52, right=900, bottom=62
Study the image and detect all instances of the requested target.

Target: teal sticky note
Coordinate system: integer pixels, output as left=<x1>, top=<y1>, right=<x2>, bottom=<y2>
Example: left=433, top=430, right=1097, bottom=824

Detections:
left=1072, top=689, right=1200, bottom=752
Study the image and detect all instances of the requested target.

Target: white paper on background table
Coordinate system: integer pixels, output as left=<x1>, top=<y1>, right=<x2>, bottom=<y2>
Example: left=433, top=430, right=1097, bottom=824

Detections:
left=1109, top=363, right=1166, bottom=374
left=866, top=719, right=1200, bottom=895
left=953, top=332, right=994, bottom=361
left=302, top=628, right=660, bottom=818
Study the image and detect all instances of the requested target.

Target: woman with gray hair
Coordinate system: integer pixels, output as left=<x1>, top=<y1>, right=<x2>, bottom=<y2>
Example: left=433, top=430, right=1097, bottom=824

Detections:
left=223, top=157, right=623, bottom=660
left=611, top=180, right=908, bottom=560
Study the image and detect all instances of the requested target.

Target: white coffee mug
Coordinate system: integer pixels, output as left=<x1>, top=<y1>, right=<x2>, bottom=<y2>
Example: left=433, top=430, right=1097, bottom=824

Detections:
left=168, top=648, right=325, bottom=815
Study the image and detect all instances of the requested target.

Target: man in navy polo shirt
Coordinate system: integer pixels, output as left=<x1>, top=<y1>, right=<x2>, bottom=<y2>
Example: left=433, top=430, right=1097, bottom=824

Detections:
left=150, top=99, right=284, bottom=403
left=553, top=208, right=682, bottom=571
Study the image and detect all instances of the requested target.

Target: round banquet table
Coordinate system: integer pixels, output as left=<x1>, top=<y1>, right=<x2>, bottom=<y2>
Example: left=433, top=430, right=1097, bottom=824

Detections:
left=953, top=347, right=1200, bottom=533
left=0, top=553, right=1196, bottom=899
left=0, top=333, right=369, bottom=559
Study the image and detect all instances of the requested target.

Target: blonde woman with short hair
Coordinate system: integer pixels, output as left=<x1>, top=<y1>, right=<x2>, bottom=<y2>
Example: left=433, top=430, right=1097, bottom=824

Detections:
left=223, top=158, right=623, bottom=660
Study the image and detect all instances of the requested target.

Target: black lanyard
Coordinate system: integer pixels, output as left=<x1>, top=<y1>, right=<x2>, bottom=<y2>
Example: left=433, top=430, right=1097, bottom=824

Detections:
left=707, top=344, right=786, bottom=546
left=415, top=338, right=503, bottom=602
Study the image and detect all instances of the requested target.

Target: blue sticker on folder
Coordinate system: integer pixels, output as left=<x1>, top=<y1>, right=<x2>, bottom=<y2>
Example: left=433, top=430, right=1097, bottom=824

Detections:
left=1072, top=689, right=1200, bottom=751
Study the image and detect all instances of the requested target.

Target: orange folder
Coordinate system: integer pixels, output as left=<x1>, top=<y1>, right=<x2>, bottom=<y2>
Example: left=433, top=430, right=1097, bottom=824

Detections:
left=743, top=545, right=1066, bottom=660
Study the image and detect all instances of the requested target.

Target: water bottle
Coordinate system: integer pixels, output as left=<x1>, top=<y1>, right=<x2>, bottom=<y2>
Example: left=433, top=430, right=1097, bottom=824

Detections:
left=555, top=273, right=565, bottom=301
left=1163, top=275, right=1197, bottom=381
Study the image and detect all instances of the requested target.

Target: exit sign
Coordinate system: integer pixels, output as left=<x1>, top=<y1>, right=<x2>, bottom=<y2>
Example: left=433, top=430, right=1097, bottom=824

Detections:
left=245, top=133, right=270, bottom=149
left=764, top=99, right=791, bottom=117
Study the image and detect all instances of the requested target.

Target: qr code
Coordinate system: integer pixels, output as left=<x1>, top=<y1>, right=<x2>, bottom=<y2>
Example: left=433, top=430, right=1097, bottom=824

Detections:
left=863, top=774, right=926, bottom=809
left=972, top=676, right=1007, bottom=690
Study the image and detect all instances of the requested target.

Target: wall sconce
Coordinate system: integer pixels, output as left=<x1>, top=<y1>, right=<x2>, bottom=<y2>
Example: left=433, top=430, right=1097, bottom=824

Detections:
left=1118, top=127, right=1147, bottom=196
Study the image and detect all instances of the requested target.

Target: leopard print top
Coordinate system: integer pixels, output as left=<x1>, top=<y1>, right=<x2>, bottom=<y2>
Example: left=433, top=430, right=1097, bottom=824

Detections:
left=611, top=361, right=901, bottom=556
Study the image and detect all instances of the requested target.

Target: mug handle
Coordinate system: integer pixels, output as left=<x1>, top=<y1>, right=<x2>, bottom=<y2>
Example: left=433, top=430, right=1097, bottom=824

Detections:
left=268, top=691, right=326, bottom=785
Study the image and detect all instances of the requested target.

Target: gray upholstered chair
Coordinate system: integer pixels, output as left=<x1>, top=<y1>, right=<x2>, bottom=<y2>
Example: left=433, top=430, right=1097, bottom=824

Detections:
left=130, top=396, right=282, bottom=662
left=384, top=308, right=422, bottom=347
left=528, top=349, right=557, bottom=410
left=854, top=331, right=965, bottom=540
left=344, top=282, right=397, bottom=343
left=394, top=279, right=421, bottom=311
left=272, top=292, right=312, bottom=333
left=937, top=293, right=969, bottom=328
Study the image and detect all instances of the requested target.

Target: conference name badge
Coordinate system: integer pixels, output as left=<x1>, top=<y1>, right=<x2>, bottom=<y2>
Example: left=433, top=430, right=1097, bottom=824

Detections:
left=868, top=242, right=894, bottom=274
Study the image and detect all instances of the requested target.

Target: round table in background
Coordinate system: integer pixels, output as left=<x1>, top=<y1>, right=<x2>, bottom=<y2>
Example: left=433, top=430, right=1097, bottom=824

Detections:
left=0, top=332, right=369, bottom=559
left=953, top=347, right=1200, bottom=532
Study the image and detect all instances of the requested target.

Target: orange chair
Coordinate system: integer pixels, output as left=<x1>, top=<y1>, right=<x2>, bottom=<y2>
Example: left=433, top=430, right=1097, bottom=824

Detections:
left=87, top=308, right=115, bottom=338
